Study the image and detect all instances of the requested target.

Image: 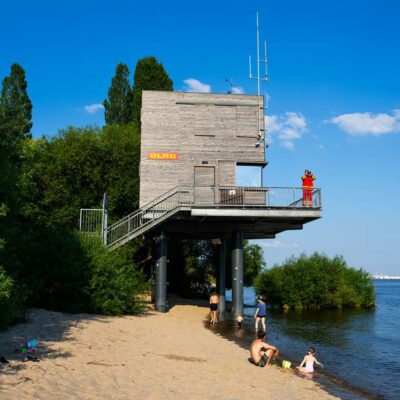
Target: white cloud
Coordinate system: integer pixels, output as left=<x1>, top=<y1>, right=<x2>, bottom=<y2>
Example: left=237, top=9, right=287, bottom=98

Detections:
left=183, top=78, right=211, bottom=93
left=265, top=112, right=307, bottom=150
left=254, top=239, right=300, bottom=249
left=329, top=109, right=400, bottom=136
left=231, top=86, right=245, bottom=94
left=84, top=103, right=104, bottom=114
left=282, top=141, right=295, bottom=150
left=265, top=115, right=282, bottom=132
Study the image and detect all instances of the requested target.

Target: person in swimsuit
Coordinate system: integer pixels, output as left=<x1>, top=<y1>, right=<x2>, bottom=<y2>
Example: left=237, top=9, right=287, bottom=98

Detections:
left=209, top=290, right=219, bottom=324
left=250, top=330, right=279, bottom=368
left=254, top=296, right=267, bottom=331
left=297, top=347, right=323, bottom=374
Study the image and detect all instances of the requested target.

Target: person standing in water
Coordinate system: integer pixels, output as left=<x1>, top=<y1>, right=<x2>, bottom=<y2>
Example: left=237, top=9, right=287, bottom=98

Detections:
left=254, top=296, right=267, bottom=331
left=209, top=290, right=219, bottom=324
left=297, top=347, right=323, bottom=374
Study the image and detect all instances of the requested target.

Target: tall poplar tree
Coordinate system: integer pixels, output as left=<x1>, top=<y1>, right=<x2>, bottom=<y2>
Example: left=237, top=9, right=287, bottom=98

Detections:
left=0, top=63, right=32, bottom=156
left=0, top=63, right=32, bottom=209
left=132, top=56, right=173, bottom=128
left=103, top=63, right=133, bottom=125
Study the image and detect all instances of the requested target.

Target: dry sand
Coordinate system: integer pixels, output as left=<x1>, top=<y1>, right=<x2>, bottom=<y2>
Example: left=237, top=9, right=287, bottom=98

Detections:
left=0, top=301, right=338, bottom=400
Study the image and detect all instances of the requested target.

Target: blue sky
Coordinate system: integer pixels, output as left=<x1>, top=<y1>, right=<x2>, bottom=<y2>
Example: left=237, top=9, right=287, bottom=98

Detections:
left=2, top=0, right=399, bottom=274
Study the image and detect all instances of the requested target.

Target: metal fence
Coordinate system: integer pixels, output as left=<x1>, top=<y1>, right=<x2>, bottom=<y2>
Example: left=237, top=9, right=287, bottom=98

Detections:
left=188, top=186, right=322, bottom=209
left=79, top=208, right=103, bottom=235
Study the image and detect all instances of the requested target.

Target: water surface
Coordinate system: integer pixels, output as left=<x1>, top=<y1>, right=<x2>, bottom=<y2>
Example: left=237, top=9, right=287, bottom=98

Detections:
left=211, top=281, right=399, bottom=400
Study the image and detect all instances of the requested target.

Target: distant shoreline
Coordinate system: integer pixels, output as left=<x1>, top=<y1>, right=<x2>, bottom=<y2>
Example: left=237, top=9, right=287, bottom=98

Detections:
left=372, top=276, right=400, bottom=280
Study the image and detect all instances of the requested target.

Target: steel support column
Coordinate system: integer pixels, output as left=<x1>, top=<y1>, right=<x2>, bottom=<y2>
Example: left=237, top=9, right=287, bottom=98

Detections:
left=217, top=240, right=226, bottom=321
left=231, top=232, right=244, bottom=318
left=155, top=233, right=168, bottom=312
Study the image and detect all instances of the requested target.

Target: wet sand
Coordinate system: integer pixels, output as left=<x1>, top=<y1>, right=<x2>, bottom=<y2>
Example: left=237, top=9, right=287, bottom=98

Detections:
left=0, top=301, right=338, bottom=399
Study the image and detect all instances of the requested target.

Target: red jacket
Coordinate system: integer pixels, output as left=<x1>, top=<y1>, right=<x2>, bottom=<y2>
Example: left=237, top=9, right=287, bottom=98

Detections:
left=302, top=174, right=316, bottom=188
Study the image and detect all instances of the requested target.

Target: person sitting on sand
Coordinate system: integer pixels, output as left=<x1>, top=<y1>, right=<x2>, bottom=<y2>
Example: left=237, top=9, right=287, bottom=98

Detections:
left=209, top=290, right=219, bottom=324
left=297, top=347, right=323, bottom=374
left=236, top=313, right=244, bottom=328
left=250, top=330, right=279, bottom=368
left=254, top=296, right=267, bottom=331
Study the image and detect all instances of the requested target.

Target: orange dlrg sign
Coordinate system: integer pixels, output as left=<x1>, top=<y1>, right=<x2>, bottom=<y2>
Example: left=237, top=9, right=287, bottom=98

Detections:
left=147, top=152, right=179, bottom=160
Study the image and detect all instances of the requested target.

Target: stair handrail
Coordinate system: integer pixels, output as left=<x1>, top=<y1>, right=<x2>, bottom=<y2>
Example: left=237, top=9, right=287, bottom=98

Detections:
left=106, top=186, right=181, bottom=230
left=105, top=187, right=190, bottom=247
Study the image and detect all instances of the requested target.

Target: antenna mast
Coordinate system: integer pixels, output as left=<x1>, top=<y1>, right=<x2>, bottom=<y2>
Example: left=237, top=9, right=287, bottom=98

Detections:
left=249, top=12, right=268, bottom=148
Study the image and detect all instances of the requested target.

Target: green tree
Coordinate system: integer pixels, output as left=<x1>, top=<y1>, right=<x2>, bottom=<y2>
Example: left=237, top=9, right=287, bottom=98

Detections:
left=132, top=56, right=173, bottom=127
left=19, top=127, right=104, bottom=226
left=0, top=204, right=25, bottom=329
left=0, top=63, right=32, bottom=150
left=20, top=124, right=140, bottom=227
left=0, top=63, right=32, bottom=209
left=103, top=63, right=133, bottom=125
left=254, top=252, right=375, bottom=310
left=243, top=240, right=266, bottom=286
left=101, top=123, right=141, bottom=216
left=82, top=236, right=147, bottom=315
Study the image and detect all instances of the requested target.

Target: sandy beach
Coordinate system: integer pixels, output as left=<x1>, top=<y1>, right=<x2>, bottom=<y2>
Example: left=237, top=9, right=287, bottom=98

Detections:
left=0, top=301, right=337, bottom=400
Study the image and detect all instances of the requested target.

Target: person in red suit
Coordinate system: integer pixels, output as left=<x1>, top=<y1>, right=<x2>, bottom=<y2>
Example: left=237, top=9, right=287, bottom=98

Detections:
left=302, top=170, right=316, bottom=207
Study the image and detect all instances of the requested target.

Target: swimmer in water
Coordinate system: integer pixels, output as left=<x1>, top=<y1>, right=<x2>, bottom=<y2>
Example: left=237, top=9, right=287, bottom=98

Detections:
left=297, top=347, right=323, bottom=374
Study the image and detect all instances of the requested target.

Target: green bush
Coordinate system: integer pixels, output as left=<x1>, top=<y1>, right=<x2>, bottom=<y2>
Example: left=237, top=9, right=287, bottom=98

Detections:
left=81, top=236, right=147, bottom=315
left=254, top=252, right=375, bottom=310
left=0, top=267, right=26, bottom=329
left=5, top=226, right=147, bottom=317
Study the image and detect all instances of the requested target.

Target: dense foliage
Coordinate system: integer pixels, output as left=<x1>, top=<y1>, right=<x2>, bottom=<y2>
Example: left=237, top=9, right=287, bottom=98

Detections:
left=104, top=63, right=133, bottom=126
left=0, top=63, right=32, bottom=141
left=20, top=124, right=141, bottom=226
left=0, top=208, right=23, bottom=329
left=0, top=64, right=148, bottom=326
left=0, top=64, right=32, bottom=327
left=243, top=240, right=266, bottom=286
left=79, top=236, right=147, bottom=315
left=254, top=253, right=375, bottom=310
left=3, top=124, right=146, bottom=316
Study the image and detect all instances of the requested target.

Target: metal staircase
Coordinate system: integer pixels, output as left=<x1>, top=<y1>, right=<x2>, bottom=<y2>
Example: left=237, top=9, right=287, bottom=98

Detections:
left=105, top=187, right=193, bottom=249
left=79, top=186, right=321, bottom=250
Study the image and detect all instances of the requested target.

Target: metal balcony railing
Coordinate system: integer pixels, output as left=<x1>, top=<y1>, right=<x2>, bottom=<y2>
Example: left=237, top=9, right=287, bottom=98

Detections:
left=80, top=186, right=321, bottom=249
left=190, top=186, right=321, bottom=208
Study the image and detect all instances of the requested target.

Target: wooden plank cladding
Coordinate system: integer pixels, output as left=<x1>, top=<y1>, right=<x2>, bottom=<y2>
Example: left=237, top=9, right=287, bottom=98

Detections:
left=140, top=91, right=265, bottom=207
left=194, top=104, right=215, bottom=136
left=237, top=106, right=258, bottom=137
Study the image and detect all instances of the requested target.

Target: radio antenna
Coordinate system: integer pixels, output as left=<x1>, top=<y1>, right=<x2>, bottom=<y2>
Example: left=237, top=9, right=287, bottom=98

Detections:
left=249, top=12, right=268, bottom=143
left=225, top=77, right=233, bottom=94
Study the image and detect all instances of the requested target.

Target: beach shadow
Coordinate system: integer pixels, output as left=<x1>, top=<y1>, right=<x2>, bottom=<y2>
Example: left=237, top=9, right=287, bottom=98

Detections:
left=0, top=306, right=151, bottom=367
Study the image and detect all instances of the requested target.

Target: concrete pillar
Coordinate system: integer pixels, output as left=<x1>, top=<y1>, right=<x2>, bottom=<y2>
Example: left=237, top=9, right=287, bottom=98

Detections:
left=155, top=233, right=168, bottom=312
left=231, top=232, right=244, bottom=318
left=217, top=240, right=226, bottom=320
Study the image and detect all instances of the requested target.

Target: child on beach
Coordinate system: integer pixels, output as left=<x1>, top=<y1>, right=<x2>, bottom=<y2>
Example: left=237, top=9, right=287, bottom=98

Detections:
left=236, top=313, right=244, bottom=328
left=297, top=347, right=323, bottom=374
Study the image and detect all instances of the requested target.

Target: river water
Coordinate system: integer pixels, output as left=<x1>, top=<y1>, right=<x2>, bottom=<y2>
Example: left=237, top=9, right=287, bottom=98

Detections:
left=211, top=281, right=400, bottom=400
